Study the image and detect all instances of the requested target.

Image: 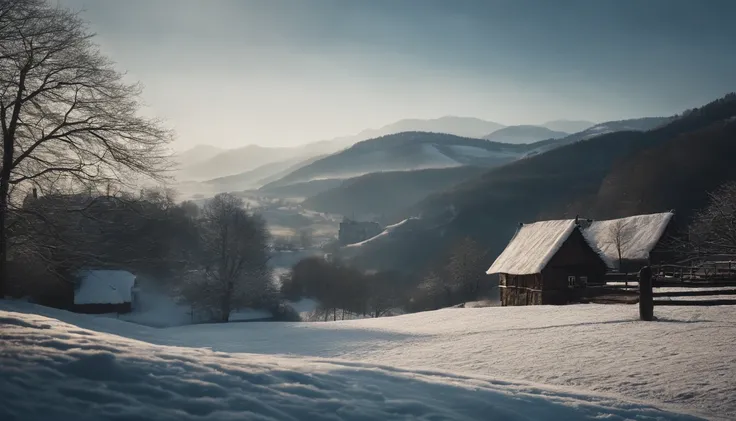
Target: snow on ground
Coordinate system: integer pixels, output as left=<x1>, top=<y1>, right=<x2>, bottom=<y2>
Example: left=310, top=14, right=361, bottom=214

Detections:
left=117, top=287, right=192, bottom=327
left=0, top=305, right=705, bottom=421
left=345, top=217, right=421, bottom=249
left=288, top=298, right=320, bottom=319
left=104, top=284, right=274, bottom=328
left=448, top=145, right=521, bottom=160
left=419, top=143, right=462, bottom=167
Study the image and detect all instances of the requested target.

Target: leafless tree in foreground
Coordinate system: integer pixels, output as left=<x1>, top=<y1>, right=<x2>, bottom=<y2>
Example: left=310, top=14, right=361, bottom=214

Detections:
left=607, top=219, right=634, bottom=270
left=0, top=0, right=173, bottom=295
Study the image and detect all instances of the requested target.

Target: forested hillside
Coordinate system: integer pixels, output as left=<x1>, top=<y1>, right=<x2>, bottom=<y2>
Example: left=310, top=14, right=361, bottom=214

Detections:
left=301, top=166, right=487, bottom=220
left=348, top=94, right=736, bottom=273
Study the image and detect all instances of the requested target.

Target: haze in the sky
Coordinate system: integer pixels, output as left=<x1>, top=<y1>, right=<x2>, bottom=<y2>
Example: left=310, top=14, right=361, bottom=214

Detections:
left=59, top=0, right=736, bottom=150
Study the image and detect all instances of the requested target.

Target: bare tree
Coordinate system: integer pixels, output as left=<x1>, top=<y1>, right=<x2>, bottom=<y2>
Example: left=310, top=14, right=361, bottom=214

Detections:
left=184, top=193, right=272, bottom=322
left=607, top=219, right=634, bottom=270
left=413, top=270, right=447, bottom=311
left=298, top=227, right=314, bottom=249
left=0, top=0, right=172, bottom=295
left=445, top=237, right=488, bottom=302
left=688, top=181, right=736, bottom=256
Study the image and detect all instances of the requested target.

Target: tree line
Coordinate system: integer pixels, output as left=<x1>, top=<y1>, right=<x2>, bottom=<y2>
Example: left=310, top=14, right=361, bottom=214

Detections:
left=11, top=188, right=287, bottom=322
left=280, top=236, right=494, bottom=320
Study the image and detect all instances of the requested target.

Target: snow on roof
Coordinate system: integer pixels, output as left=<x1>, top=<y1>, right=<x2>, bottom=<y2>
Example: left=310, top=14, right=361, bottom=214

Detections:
left=486, top=219, right=578, bottom=275
left=584, top=212, right=674, bottom=263
left=74, top=270, right=136, bottom=305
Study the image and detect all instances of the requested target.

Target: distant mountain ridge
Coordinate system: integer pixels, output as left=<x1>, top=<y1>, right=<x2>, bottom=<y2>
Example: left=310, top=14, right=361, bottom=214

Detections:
left=261, top=132, right=528, bottom=190
left=483, top=125, right=568, bottom=144
left=293, top=116, right=668, bottom=220
left=301, top=166, right=488, bottom=221
left=174, top=116, right=507, bottom=182
left=344, top=94, right=736, bottom=273
left=541, top=120, right=596, bottom=133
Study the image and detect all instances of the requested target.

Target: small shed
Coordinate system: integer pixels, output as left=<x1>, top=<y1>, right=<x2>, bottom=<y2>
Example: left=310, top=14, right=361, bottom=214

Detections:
left=583, top=211, right=674, bottom=272
left=74, top=270, right=137, bottom=314
left=487, top=219, right=610, bottom=306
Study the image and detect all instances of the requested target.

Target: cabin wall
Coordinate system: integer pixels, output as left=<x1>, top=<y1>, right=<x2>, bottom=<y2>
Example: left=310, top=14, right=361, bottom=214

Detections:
left=542, top=229, right=608, bottom=304
left=499, top=273, right=543, bottom=306
left=74, top=302, right=132, bottom=315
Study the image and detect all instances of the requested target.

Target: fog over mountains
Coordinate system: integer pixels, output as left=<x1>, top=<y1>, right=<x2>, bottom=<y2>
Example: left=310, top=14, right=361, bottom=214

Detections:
left=173, top=116, right=598, bottom=196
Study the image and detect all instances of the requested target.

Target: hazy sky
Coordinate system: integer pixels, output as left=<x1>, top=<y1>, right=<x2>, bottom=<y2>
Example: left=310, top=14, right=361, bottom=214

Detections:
left=58, top=0, right=736, bottom=150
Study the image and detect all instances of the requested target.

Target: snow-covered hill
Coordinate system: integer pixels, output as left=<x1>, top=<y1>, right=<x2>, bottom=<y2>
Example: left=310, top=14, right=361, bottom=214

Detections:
left=1, top=302, right=715, bottom=420
left=483, top=125, right=568, bottom=144
left=523, top=117, right=671, bottom=158
left=2, top=301, right=734, bottom=419
left=261, top=132, right=529, bottom=190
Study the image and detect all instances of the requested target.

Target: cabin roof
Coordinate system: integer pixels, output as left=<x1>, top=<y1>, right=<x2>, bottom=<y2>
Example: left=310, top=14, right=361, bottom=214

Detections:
left=584, top=212, right=674, bottom=263
left=74, top=270, right=136, bottom=305
left=487, top=219, right=580, bottom=275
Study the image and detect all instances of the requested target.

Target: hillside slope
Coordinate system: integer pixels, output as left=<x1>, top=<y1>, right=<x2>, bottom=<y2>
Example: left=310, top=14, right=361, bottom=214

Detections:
left=176, top=117, right=506, bottom=181
left=349, top=94, right=736, bottom=273
left=174, top=144, right=225, bottom=169
left=523, top=117, right=671, bottom=158
left=590, top=118, right=736, bottom=219
left=301, top=166, right=487, bottom=219
left=483, top=125, right=568, bottom=143
left=542, top=119, right=596, bottom=133
left=2, top=301, right=730, bottom=419
left=203, top=154, right=328, bottom=193
left=263, top=132, right=529, bottom=190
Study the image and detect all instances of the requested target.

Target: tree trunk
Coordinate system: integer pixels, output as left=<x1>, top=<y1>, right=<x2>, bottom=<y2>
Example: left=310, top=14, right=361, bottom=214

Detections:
left=0, top=159, right=11, bottom=298
left=221, top=281, right=232, bottom=323
left=0, top=66, right=29, bottom=298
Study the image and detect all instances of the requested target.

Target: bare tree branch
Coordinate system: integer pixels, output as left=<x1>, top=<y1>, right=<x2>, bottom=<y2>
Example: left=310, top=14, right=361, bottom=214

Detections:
left=0, top=0, right=174, bottom=294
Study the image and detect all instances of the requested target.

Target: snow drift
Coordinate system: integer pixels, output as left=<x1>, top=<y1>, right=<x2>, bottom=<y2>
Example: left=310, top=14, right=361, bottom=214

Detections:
left=0, top=306, right=705, bottom=421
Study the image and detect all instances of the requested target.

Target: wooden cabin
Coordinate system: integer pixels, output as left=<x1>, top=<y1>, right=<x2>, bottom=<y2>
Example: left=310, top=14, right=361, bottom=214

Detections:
left=73, top=270, right=137, bottom=314
left=583, top=211, right=675, bottom=272
left=487, top=219, right=610, bottom=306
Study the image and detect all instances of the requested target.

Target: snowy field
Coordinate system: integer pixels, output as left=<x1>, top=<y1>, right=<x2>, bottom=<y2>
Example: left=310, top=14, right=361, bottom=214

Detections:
left=1, top=302, right=734, bottom=420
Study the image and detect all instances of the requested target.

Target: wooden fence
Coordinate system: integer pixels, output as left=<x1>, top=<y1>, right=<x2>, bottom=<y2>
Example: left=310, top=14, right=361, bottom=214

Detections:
left=637, top=265, right=736, bottom=321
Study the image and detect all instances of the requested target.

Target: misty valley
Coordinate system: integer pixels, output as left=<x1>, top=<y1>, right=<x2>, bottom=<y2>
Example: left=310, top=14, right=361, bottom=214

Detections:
left=1, top=1, right=736, bottom=421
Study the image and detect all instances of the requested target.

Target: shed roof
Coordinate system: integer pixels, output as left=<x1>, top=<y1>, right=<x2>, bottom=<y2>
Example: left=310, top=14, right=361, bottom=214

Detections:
left=487, top=219, right=579, bottom=275
left=74, top=270, right=136, bottom=305
left=584, top=212, right=673, bottom=264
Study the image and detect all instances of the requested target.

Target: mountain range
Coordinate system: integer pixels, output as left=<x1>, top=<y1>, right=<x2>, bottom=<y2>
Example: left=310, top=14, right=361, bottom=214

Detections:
left=343, top=94, right=736, bottom=273
left=172, top=117, right=597, bottom=191
left=483, top=125, right=569, bottom=143
left=261, top=132, right=529, bottom=191
left=296, top=117, right=668, bottom=219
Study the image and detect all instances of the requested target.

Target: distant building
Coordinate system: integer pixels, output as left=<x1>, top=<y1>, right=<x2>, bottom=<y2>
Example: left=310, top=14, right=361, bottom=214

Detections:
left=338, top=218, right=382, bottom=246
left=73, top=270, right=137, bottom=314
left=487, top=219, right=610, bottom=306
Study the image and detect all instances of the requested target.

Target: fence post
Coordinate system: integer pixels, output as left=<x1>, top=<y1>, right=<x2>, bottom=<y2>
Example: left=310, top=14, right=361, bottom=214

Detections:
left=639, top=266, right=654, bottom=321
